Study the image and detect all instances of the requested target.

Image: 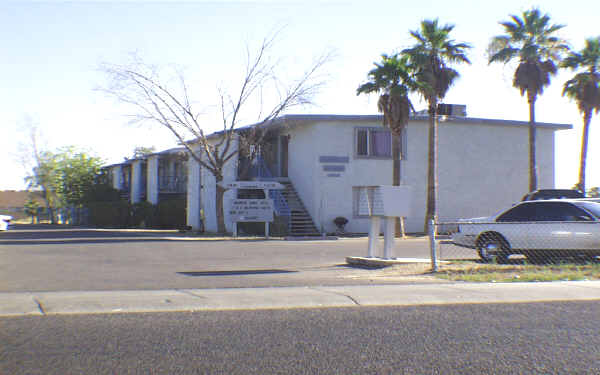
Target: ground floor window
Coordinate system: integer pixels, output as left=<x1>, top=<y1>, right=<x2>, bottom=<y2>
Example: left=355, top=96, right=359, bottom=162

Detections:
left=352, top=186, right=378, bottom=217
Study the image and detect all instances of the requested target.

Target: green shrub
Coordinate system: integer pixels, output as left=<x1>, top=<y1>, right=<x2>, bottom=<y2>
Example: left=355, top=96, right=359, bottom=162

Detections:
left=87, top=200, right=130, bottom=228
left=84, top=183, right=122, bottom=202
left=131, top=201, right=157, bottom=228
left=156, top=199, right=186, bottom=229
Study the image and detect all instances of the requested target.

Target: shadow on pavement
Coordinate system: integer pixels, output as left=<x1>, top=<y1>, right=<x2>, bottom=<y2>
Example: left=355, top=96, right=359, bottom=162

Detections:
left=0, top=238, right=188, bottom=246
left=177, top=269, right=298, bottom=276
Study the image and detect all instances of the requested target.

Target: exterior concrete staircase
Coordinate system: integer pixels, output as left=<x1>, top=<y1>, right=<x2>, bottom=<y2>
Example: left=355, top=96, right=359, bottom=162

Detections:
left=279, top=180, right=321, bottom=237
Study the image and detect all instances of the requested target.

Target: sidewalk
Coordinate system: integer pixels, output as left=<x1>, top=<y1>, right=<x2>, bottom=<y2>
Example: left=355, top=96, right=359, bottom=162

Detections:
left=2, top=281, right=600, bottom=316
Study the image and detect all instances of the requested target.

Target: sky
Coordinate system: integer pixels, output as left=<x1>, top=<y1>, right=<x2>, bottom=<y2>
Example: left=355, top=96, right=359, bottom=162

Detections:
left=1, top=0, right=599, bottom=191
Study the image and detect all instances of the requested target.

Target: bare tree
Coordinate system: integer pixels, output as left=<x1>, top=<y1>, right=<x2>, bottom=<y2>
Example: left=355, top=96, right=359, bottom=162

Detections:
left=16, top=117, right=58, bottom=224
left=100, top=34, right=330, bottom=233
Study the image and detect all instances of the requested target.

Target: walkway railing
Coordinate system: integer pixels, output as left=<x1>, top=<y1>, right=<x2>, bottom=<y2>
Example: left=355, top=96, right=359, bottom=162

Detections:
left=251, top=156, right=290, bottom=222
left=159, top=175, right=187, bottom=193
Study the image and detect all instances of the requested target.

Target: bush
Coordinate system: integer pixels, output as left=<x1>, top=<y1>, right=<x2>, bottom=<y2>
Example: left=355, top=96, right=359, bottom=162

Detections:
left=333, top=216, right=348, bottom=231
left=131, top=201, right=157, bottom=228
left=84, top=183, right=122, bottom=202
left=87, top=200, right=130, bottom=228
left=156, top=199, right=186, bottom=229
left=87, top=198, right=187, bottom=229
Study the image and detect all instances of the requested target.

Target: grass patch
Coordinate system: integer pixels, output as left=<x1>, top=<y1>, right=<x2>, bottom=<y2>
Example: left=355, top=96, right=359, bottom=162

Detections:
left=434, top=261, right=600, bottom=282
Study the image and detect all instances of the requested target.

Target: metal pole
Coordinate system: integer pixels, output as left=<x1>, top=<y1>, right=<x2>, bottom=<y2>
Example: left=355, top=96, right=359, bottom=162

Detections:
left=265, top=221, right=270, bottom=240
left=383, top=216, right=395, bottom=259
left=367, top=216, right=380, bottom=257
left=429, top=219, right=438, bottom=272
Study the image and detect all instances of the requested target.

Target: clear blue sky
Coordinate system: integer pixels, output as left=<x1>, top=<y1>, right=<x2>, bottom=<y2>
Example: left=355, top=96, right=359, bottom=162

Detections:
left=1, top=0, right=598, bottom=191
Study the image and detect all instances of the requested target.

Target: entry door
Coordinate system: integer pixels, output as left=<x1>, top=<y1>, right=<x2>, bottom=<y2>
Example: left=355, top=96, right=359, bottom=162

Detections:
left=280, top=135, right=289, bottom=178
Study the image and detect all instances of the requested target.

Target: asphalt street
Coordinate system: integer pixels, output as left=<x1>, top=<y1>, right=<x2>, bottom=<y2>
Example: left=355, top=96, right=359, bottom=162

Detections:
left=0, top=225, right=471, bottom=292
left=2, top=301, right=600, bottom=374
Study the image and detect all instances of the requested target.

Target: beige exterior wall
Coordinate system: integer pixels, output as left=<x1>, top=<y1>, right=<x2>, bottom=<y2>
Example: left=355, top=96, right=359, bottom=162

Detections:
left=403, top=119, right=556, bottom=231
left=286, top=117, right=562, bottom=233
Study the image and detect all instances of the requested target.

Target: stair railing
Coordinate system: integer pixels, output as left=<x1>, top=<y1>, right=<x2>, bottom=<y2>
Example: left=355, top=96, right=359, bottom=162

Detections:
left=251, top=156, right=291, bottom=230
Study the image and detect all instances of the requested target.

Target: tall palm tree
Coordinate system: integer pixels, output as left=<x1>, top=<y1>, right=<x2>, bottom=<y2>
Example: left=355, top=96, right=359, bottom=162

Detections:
left=488, top=8, right=569, bottom=192
left=357, top=54, right=416, bottom=236
left=357, top=53, right=416, bottom=186
left=561, top=37, right=600, bottom=193
left=402, top=19, right=471, bottom=231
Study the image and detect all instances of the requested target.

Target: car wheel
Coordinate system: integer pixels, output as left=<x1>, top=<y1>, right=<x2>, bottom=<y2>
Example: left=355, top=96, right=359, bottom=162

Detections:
left=477, top=234, right=510, bottom=263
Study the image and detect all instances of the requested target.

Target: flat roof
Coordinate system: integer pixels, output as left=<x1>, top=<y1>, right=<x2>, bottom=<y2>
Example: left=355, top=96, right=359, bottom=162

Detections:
left=203, top=113, right=571, bottom=140
left=106, top=113, right=572, bottom=167
left=265, top=113, right=572, bottom=130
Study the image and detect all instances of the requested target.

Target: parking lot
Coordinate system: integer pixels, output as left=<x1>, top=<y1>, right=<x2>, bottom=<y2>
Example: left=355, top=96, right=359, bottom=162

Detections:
left=0, top=225, right=477, bottom=292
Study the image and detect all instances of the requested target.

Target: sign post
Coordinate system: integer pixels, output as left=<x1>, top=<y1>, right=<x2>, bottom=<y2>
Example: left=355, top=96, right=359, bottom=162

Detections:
left=358, top=186, right=412, bottom=259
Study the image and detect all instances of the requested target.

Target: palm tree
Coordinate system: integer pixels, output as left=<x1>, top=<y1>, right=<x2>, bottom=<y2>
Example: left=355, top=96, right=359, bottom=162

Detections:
left=357, top=54, right=416, bottom=236
left=561, top=37, right=600, bottom=193
left=488, top=8, right=569, bottom=192
left=357, top=53, right=416, bottom=186
left=402, top=19, right=471, bottom=231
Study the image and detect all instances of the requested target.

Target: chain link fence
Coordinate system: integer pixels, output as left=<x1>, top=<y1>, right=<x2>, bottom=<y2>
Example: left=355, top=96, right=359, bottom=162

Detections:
left=433, top=220, right=600, bottom=265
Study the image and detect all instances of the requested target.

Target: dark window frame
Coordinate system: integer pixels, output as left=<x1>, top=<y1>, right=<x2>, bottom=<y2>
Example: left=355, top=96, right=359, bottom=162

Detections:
left=354, top=127, right=393, bottom=159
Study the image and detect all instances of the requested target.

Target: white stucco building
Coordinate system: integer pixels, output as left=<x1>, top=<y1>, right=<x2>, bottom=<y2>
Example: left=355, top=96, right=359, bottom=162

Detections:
left=101, top=110, right=571, bottom=234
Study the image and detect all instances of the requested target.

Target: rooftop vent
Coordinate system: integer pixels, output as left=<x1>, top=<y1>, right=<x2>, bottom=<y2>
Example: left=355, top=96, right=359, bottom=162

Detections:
left=437, top=104, right=467, bottom=117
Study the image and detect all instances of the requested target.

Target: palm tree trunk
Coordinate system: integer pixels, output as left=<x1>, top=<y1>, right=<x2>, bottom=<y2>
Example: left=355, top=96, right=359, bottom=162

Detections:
left=578, top=110, right=592, bottom=193
left=392, top=133, right=405, bottom=237
left=424, top=100, right=438, bottom=233
left=528, top=94, right=538, bottom=192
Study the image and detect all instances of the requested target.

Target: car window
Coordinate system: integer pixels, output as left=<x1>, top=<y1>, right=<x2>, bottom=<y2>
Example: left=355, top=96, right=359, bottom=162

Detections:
left=496, top=203, right=537, bottom=222
left=575, top=202, right=600, bottom=219
left=535, top=202, right=592, bottom=221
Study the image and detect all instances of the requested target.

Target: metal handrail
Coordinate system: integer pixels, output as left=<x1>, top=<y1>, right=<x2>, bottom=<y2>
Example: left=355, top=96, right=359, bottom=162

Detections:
left=253, top=155, right=290, bottom=218
left=159, top=175, right=187, bottom=193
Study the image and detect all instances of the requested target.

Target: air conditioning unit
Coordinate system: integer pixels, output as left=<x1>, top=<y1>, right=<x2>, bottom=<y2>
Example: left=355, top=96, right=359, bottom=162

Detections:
left=437, top=104, right=467, bottom=117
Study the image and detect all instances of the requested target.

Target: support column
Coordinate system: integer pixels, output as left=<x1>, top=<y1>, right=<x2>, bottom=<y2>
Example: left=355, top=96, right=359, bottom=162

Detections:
left=147, top=155, right=159, bottom=205
left=186, top=157, right=202, bottom=230
left=367, top=216, right=380, bottom=258
left=383, top=216, right=396, bottom=259
left=131, top=160, right=143, bottom=204
left=112, top=166, right=123, bottom=191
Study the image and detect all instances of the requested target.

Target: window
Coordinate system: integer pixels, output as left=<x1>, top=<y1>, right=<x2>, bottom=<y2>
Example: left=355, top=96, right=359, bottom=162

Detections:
left=497, top=202, right=594, bottom=222
left=496, top=203, right=537, bottom=222
left=535, top=202, right=592, bottom=221
left=355, top=128, right=392, bottom=158
left=353, top=186, right=377, bottom=217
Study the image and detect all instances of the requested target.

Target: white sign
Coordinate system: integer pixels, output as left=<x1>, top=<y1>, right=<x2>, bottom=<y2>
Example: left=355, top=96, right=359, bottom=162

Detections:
left=218, top=181, right=284, bottom=190
left=229, top=199, right=274, bottom=222
left=358, top=186, right=412, bottom=217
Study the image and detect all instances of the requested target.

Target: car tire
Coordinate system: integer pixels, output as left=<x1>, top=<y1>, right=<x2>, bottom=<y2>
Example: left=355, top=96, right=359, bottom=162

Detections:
left=477, top=234, right=510, bottom=264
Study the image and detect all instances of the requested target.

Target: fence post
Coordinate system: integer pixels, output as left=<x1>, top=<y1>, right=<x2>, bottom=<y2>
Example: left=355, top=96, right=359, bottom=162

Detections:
left=429, top=219, right=438, bottom=272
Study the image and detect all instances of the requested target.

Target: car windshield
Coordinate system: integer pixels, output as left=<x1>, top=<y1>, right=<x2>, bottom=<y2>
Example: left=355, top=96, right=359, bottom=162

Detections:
left=576, top=201, right=600, bottom=219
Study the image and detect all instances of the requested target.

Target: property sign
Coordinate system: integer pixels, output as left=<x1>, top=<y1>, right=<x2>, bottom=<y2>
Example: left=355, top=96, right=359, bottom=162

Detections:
left=358, top=186, right=412, bottom=217
left=218, top=181, right=284, bottom=190
left=229, top=199, right=274, bottom=222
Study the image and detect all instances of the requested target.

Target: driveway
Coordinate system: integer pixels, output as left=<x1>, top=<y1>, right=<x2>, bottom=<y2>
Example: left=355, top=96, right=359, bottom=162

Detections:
left=0, top=225, right=472, bottom=292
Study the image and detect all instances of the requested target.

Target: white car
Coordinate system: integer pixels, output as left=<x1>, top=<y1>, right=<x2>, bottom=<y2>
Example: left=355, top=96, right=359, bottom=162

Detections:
left=0, top=215, right=12, bottom=231
left=452, top=200, right=600, bottom=262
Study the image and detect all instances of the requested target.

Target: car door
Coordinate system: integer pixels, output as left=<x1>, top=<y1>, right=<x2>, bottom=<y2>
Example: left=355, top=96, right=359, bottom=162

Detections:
left=495, top=203, right=538, bottom=249
left=566, top=203, right=600, bottom=250
left=531, top=202, right=576, bottom=250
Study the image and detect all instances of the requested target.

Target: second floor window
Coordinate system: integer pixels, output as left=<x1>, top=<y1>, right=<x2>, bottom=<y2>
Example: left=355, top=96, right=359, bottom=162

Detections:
left=356, top=128, right=392, bottom=158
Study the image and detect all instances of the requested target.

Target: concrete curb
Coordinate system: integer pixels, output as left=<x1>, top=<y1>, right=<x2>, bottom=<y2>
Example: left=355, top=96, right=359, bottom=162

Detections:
left=346, top=256, right=442, bottom=267
left=2, top=281, right=600, bottom=317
